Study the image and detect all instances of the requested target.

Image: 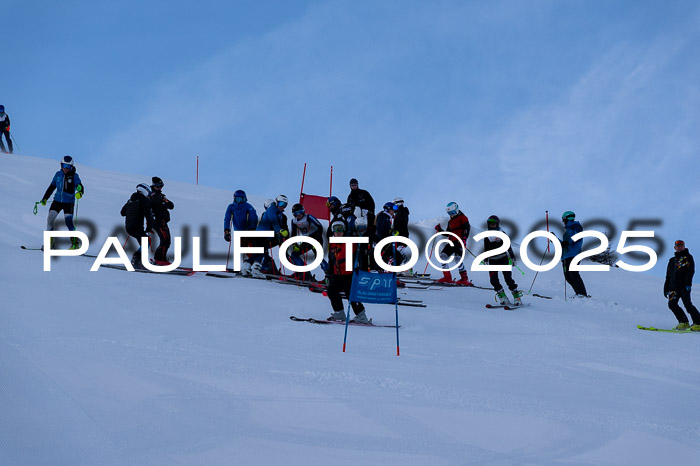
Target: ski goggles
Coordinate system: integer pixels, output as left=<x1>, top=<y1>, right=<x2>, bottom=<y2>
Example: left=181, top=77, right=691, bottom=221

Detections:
left=331, top=223, right=345, bottom=233
left=233, top=195, right=246, bottom=203
left=277, top=200, right=288, bottom=208
left=487, top=218, right=498, bottom=225
left=293, top=208, right=305, bottom=218
left=675, top=240, right=685, bottom=248
left=152, top=181, right=164, bottom=189
left=61, top=163, right=72, bottom=169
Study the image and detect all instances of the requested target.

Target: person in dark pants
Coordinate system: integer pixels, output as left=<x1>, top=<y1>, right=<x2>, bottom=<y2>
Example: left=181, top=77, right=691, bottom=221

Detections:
left=561, top=210, right=589, bottom=298
left=326, top=221, right=370, bottom=324
left=121, top=183, right=154, bottom=269
left=664, top=240, right=700, bottom=331
left=148, top=176, right=174, bottom=264
left=0, top=105, right=12, bottom=154
left=484, top=215, right=523, bottom=306
left=41, top=155, right=85, bottom=249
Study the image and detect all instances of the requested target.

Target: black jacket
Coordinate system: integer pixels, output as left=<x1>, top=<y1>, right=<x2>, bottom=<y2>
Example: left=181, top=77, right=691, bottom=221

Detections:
left=374, top=211, right=393, bottom=242
left=393, top=205, right=410, bottom=237
left=0, top=112, right=9, bottom=130
left=121, top=192, right=153, bottom=233
left=149, top=191, right=174, bottom=223
left=347, top=188, right=375, bottom=214
left=664, top=249, right=695, bottom=294
left=484, top=227, right=515, bottom=263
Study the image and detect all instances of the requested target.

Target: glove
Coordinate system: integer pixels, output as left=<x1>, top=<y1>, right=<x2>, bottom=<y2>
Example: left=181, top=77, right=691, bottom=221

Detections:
left=40, top=199, right=47, bottom=206
left=280, top=229, right=289, bottom=238
left=224, top=230, right=231, bottom=242
left=391, top=229, right=399, bottom=236
left=434, top=224, right=443, bottom=232
left=75, top=192, right=82, bottom=199
left=293, top=243, right=302, bottom=254
left=687, top=286, right=692, bottom=292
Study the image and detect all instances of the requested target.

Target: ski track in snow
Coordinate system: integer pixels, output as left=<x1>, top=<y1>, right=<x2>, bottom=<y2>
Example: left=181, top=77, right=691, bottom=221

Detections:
left=2, top=155, right=700, bottom=465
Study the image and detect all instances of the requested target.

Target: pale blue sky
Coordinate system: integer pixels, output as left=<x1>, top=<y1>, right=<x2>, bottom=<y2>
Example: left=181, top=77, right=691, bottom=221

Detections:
left=5, top=0, right=700, bottom=270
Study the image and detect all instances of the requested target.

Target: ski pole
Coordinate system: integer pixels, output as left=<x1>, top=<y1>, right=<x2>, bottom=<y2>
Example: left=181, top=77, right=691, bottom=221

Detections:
left=422, top=237, right=435, bottom=274
left=563, top=262, right=567, bottom=301
left=509, top=258, right=525, bottom=275
left=394, top=244, right=400, bottom=357
left=527, top=247, right=548, bottom=294
left=9, top=131, right=20, bottom=152
left=33, top=201, right=42, bottom=215
left=225, top=220, right=233, bottom=271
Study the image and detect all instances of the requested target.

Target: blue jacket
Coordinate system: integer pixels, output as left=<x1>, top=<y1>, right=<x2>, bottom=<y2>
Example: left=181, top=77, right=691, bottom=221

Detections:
left=224, top=202, right=258, bottom=231
left=562, top=220, right=583, bottom=260
left=43, top=168, right=83, bottom=204
left=256, top=203, right=288, bottom=235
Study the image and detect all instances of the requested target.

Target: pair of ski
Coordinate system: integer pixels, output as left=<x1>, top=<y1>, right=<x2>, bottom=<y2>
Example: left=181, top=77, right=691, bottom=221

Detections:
left=485, top=303, right=530, bottom=311
left=289, top=316, right=399, bottom=328
left=98, top=263, right=195, bottom=276
left=637, top=325, right=699, bottom=334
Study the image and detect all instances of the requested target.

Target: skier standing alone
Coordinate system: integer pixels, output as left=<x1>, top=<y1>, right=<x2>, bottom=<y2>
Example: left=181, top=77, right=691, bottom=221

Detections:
left=434, top=202, right=473, bottom=285
left=40, top=156, right=85, bottom=250
left=664, top=240, right=700, bottom=331
left=0, top=105, right=12, bottom=154
left=560, top=211, right=589, bottom=298
left=223, top=189, right=258, bottom=275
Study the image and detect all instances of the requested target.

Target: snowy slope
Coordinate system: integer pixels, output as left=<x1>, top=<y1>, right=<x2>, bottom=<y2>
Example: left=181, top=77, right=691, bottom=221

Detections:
left=2, top=155, right=699, bottom=465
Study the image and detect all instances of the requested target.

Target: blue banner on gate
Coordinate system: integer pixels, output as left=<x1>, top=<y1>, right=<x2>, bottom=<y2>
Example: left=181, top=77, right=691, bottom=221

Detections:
left=349, top=271, right=397, bottom=304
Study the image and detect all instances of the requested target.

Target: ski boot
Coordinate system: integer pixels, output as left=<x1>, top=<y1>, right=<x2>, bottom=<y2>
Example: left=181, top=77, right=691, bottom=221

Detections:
left=69, top=237, right=81, bottom=250
left=496, top=289, right=511, bottom=306
left=691, top=324, right=700, bottom=332
left=511, top=289, right=524, bottom=306
left=240, top=261, right=252, bottom=276
left=250, top=262, right=266, bottom=279
left=327, top=309, right=347, bottom=321
left=455, top=270, right=473, bottom=286
left=350, top=310, right=371, bottom=324
left=437, top=271, right=453, bottom=283
left=675, top=322, right=691, bottom=330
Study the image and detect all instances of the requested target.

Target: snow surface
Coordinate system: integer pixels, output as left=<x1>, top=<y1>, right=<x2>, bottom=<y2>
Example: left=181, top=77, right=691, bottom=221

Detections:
left=2, top=155, right=699, bottom=465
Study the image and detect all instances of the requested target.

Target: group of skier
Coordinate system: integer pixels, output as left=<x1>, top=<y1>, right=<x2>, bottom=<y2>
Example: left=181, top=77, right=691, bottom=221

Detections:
left=36, top=157, right=698, bottom=330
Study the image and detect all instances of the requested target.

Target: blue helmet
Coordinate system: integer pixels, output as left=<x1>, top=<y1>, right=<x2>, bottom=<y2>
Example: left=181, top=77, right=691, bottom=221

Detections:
left=0, top=105, right=4, bottom=113
left=327, top=196, right=341, bottom=209
left=383, top=201, right=397, bottom=212
left=233, top=190, right=247, bottom=203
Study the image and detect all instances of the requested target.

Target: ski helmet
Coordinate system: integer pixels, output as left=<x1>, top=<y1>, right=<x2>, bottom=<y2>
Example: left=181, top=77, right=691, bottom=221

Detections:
left=355, top=216, right=368, bottom=235
left=562, top=211, right=575, bottom=222
left=393, top=197, right=404, bottom=206
left=291, top=203, right=305, bottom=217
left=487, top=215, right=500, bottom=230
left=330, top=221, right=346, bottom=233
left=446, top=202, right=459, bottom=217
left=383, top=201, right=397, bottom=212
left=349, top=178, right=359, bottom=187
left=233, top=189, right=247, bottom=203
left=275, top=194, right=288, bottom=208
left=151, top=176, right=164, bottom=189
left=61, top=155, right=74, bottom=168
left=264, top=198, right=274, bottom=209
left=340, top=203, right=354, bottom=217
left=0, top=105, right=4, bottom=113
left=136, top=183, right=151, bottom=196
left=326, top=196, right=341, bottom=209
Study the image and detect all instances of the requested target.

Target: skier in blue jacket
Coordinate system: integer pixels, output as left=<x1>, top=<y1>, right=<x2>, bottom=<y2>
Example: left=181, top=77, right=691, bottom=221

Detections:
left=561, top=211, right=589, bottom=297
left=40, top=156, right=84, bottom=249
left=223, top=189, right=258, bottom=275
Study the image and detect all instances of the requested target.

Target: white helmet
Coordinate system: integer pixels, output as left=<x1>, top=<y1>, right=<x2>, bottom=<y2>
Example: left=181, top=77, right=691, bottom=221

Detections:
left=276, top=194, right=289, bottom=208
left=264, top=198, right=274, bottom=209
left=136, top=183, right=151, bottom=196
left=393, top=196, right=404, bottom=206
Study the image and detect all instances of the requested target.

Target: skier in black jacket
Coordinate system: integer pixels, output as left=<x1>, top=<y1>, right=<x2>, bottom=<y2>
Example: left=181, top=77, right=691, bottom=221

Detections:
left=347, top=178, right=375, bottom=234
left=148, top=176, right=174, bottom=264
left=121, top=183, right=154, bottom=269
left=663, top=240, right=700, bottom=331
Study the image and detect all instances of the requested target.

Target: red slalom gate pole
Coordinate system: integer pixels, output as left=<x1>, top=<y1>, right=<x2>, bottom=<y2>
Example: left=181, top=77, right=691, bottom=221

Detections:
left=329, top=166, right=333, bottom=196
left=300, top=163, right=307, bottom=203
